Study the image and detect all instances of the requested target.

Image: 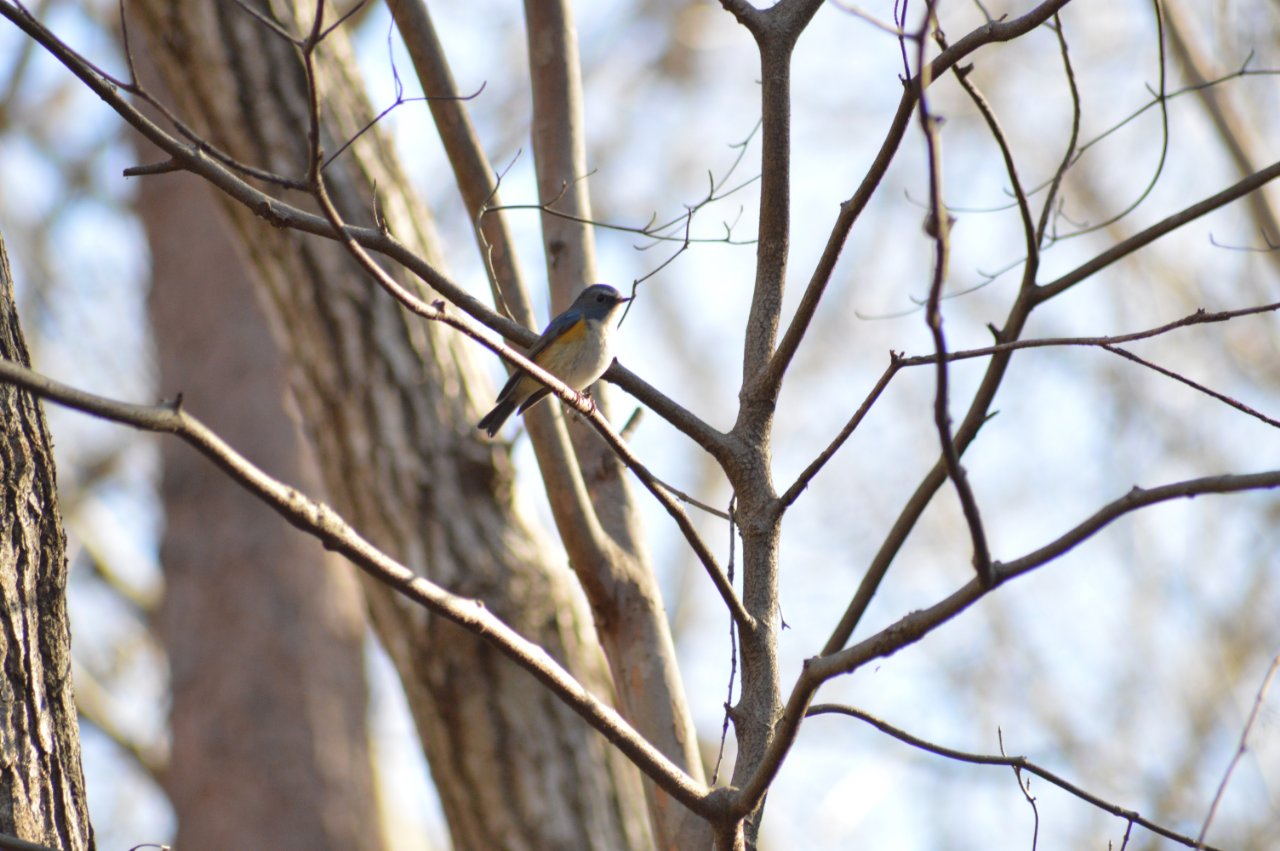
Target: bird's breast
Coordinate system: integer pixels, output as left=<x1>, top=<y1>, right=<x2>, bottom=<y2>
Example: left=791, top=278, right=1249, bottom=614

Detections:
left=553, top=317, right=614, bottom=389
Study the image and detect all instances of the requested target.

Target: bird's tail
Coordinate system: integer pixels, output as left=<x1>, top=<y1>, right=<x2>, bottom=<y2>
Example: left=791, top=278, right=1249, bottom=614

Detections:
left=477, top=398, right=518, bottom=438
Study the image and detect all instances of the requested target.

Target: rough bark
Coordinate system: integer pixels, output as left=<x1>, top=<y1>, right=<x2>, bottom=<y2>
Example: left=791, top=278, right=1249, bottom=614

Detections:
left=0, top=228, right=94, bottom=850
left=139, top=145, right=382, bottom=848
left=128, top=2, right=652, bottom=848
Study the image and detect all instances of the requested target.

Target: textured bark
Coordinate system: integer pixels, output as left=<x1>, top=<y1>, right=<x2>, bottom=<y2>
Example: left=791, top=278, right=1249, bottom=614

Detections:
left=0, top=229, right=93, bottom=850
left=138, top=130, right=382, bottom=848
left=129, top=2, right=651, bottom=848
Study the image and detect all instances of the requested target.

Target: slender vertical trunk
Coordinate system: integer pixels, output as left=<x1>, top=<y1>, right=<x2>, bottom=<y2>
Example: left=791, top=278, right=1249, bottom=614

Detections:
left=0, top=227, right=94, bottom=851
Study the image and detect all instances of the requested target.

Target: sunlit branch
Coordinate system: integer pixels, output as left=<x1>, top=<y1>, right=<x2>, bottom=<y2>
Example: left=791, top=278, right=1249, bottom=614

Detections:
left=117, top=1, right=308, bottom=191
left=384, top=0, right=532, bottom=329
left=0, top=355, right=715, bottom=814
left=808, top=704, right=1226, bottom=851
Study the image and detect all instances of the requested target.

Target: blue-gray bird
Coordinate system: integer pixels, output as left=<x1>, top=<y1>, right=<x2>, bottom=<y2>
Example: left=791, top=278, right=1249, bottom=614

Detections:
left=477, top=284, right=631, bottom=437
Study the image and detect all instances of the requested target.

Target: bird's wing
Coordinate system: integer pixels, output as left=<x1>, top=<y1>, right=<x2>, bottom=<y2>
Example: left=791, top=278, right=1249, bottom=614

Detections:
left=526, top=306, right=585, bottom=361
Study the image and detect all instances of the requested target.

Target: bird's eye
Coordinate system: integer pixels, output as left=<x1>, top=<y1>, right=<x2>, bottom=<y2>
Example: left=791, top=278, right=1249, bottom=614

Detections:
left=596, top=293, right=606, bottom=303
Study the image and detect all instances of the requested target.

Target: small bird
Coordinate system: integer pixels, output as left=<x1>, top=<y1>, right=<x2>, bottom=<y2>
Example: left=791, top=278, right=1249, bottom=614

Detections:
left=477, top=284, right=631, bottom=437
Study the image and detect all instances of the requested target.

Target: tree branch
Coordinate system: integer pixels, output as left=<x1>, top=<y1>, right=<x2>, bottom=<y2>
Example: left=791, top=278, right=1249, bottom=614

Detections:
left=778, top=354, right=902, bottom=510
left=0, top=356, right=715, bottom=816
left=0, top=0, right=724, bottom=452
left=737, top=467, right=1280, bottom=819
left=1037, top=158, right=1280, bottom=302
left=1195, top=651, right=1280, bottom=849
left=808, top=704, right=1225, bottom=851
left=761, top=0, right=1073, bottom=400
left=917, top=2, right=993, bottom=586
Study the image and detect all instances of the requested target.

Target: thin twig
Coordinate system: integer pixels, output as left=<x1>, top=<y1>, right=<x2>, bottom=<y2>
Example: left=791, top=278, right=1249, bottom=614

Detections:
left=897, top=300, right=1280, bottom=366
left=892, top=301, right=1280, bottom=429
left=1195, top=650, right=1280, bottom=849
left=1000, top=729, right=1039, bottom=851
left=807, top=704, right=1225, bottom=851
left=712, top=496, right=740, bottom=785
left=1102, top=344, right=1280, bottom=430
left=778, top=353, right=902, bottom=510
left=761, top=0, right=1074, bottom=400
left=748, top=466, right=1280, bottom=823
left=917, top=1, right=993, bottom=586
left=995, top=471, right=1280, bottom=585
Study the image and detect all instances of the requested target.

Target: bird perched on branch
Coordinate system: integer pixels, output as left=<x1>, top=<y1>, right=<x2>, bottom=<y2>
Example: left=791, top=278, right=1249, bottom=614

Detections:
left=478, top=283, right=631, bottom=437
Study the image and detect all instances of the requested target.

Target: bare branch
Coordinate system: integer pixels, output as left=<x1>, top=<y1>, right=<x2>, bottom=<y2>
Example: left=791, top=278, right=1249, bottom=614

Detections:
left=385, top=0, right=527, bottom=304
left=808, top=704, right=1226, bottom=851
left=917, top=1, right=992, bottom=586
left=897, top=300, right=1280, bottom=366
left=0, top=1, right=726, bottom=453
left=761, top=0, right=1073, bottom=399
left=1038, top=161, right=1280, bottom=303
left=779, top=353, right=902, bottom=510
left=746, top=468, right=1280, bottom=819
left=1001, top=729, right=1040, bottom=851
left=894, top=301, right=1280, bottom=429
left=0, top=356, right=714, bottom=815
left=997, top=471, right=1280, bottom=584
left=1034, top=14, right=1081, bottom=248
left=484, top=122, right=761, bottom=250
left=946, top=42, right=1036, bottom=268
left=1102, top=344, right=1280, bottom=430
left=1196, top=651, right=1280, bottom=849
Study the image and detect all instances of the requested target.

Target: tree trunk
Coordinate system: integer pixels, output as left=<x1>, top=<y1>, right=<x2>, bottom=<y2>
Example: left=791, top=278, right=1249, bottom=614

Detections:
left=139, top=144, right=383, bottom=848
left=128, top=3, right=652, bottom=847
left=0, top=227, right=94, bottom=850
